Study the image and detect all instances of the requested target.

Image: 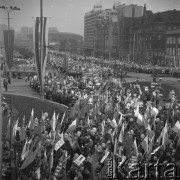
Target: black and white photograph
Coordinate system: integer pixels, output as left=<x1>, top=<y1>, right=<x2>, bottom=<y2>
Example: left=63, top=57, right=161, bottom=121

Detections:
left=0, top=0, right=180, bottom=179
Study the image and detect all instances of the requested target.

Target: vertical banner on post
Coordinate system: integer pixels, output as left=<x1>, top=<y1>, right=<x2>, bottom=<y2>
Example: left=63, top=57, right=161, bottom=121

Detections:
left=3, top=30, right=15, bottom=71
left=33, top=17, right=49, bottom=94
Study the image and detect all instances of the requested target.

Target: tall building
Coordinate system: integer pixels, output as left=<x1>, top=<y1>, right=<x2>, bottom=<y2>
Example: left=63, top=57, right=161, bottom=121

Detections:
left=128, top=9, right=180, bottom=64
left=84, top=5, right=102, bottom=55
left=94, top=9, right=118, bottom=58
left=165, top=29, right=180, bottom=67
left=114, top=2, right=143, bottom=18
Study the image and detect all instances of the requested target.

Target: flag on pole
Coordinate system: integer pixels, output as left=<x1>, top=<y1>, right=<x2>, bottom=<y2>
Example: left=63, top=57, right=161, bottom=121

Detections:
left=33, top=17, right=49, bottom=88
left=87, top=115, right=91, bottom=127
left=6, top=118, right=10, bottom=140
left=118, top=122, right=124, bottom=143
left=162, top=122, right=168, bottom=149
left=101, top=120, right=105, bottom=136
left=66, top=118, right=77, bottom=133
left=28, top=109, right=34, bottom=130
left=49, top=150, right=54, bottom=173
left=132, top=138, right=138, bottom=157
left=172, top=121, right=180, bottom=134
left=20, top=142, right=41, bottom=170
left=141, top=136, right=148, bottom=152
left=21, top=138, right=32, bottom=161
left=12, top=119, right=19, bottom=141
left=35, top=167, right=41, bottom=180
left=50, top=111, right=57, bottom=132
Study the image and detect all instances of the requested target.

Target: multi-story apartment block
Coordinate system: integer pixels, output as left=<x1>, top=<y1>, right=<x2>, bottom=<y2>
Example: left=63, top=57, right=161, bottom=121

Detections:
left=165, top=29, right=180, bottom=67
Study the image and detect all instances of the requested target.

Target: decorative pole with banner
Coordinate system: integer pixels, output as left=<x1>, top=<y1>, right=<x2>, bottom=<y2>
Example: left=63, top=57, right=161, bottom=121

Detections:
left=33, top=0, right=49, bottom=99
left=0, top=6, right=20, bottom=77
left=3, top=30, right=15, bottom=76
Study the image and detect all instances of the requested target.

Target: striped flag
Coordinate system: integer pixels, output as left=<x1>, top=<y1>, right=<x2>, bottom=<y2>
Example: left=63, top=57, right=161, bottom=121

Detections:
left=132, top=138, right=138, bottom=157
left=28, top=109, right=34, bottom=130
left=141, top=136, right=148, bottom=152
left=66, top=118, right=77, bottom=133
left=20, top=142, right=41, bottom=170
left=50, top=112, right=57, bottom=132
left=118, top=122, right=124, bottom=143
left=33, top=17, right=49, bottom=87
left=35, top=167, right=41, bottom=180
left=3, top=30, right=15, bottom=69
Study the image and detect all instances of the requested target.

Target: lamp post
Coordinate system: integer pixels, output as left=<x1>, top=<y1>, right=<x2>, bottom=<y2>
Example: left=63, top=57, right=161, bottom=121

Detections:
left=0, top=6, right=20, bottom=77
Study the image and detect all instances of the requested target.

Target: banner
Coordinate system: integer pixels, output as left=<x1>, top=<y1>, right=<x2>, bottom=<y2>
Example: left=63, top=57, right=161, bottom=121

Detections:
left=33, top=17, right=49, bottom=88
left=3, top=30, right=15, bottom=70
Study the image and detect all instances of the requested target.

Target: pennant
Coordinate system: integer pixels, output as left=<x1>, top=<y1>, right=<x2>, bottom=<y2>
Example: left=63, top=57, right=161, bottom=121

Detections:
left=44, top=149, right=48, bottom=165
left=49, top=150, right=54, bottom=173
left=21, top=139, right=28, bottom=161
left=132, top=138, right=138, bottom=157
left=162, top=122, right=168, bottom=149
left=66, top=118, right=77, bottom=133
left=6, top=118, right=10, bottom=140
left=50, top=112, right=57, bottom=132
left=20, top=142, right=41, bottom=170
left=112, top=118, right=118, bottom=128
left=118, top=114, right=123, bottom=126
left=35, top=167, right=41, bottom=180
left=137, top=113, right=144, bottom=126
left=22, top=115, right=26, bottom=128
left=87, top=115, right=91, bottom=127
left=12, top=119, right=19, bottom=141
left=28, top=109, right=34, bottom=130
left=141, top=136, right=148, bottom=152
left=118, top=122, right=124, bottom=143
left=172, top=121, right=180, bottom=134
left=101, top=120, right=105, bottom=136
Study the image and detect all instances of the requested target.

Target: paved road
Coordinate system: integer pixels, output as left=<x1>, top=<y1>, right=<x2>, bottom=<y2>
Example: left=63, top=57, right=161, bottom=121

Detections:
left=1, top=77, right=39, bottom=98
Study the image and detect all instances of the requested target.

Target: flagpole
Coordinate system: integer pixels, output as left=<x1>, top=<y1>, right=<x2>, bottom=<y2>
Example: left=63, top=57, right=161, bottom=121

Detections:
left=0, top=64, right=2, bottom=180
left=40, top=0, right=44, bottom=99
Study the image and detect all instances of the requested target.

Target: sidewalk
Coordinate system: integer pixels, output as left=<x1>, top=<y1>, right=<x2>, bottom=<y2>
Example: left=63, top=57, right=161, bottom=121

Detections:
left=2, top=77, right=39, bottom=98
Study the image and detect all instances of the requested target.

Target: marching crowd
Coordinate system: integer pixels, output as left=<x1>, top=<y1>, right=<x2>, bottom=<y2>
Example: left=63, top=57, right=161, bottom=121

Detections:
left=3, top=56, right=180, bottom=180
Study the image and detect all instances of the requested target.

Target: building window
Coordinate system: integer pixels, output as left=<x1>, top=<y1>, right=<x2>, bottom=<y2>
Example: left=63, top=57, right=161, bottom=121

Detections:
left=158, top=35, right=161, bottom=40
left=173, top=48, right=175, bottom=55
left=169, top=48, right=172, bottom=55
left=178, top=37, right=180, bottom=44
left=178, top=48, right=180, bottom=55
left=166, top=48, right=169, bottom=55
left=173, top=38, right=176, bottom=44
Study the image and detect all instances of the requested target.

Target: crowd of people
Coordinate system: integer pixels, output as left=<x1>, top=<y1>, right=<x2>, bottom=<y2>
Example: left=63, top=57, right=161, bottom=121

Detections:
left=3, top=55, right=180, bottom=180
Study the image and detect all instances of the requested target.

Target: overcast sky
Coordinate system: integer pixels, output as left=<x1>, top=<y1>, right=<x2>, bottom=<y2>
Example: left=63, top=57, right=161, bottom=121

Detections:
left=0, top=0, right=180, bottom=36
